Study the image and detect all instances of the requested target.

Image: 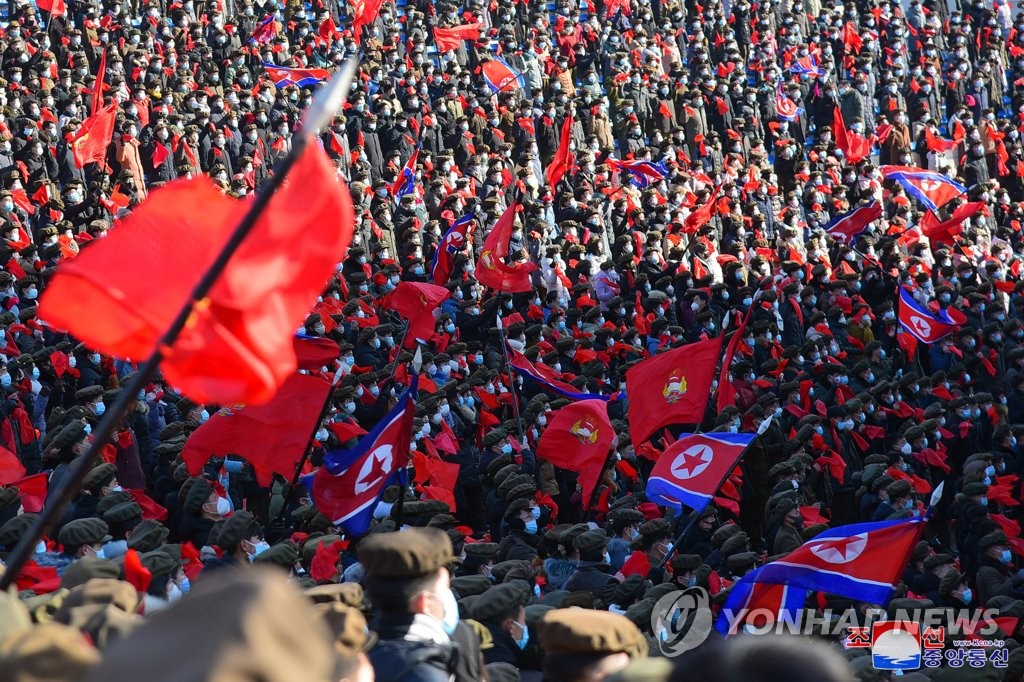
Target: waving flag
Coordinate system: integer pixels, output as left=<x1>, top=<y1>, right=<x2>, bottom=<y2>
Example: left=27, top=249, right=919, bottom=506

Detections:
left=433, top=23, right=482, bottom=52
left=790, top=54, right=823, bottom=77
left=625, top=336, right=723, bottom=447
left=293, top=334, right=339, bottom=370
left=775, top=85, right=801, bottom=122
left=646, top=433, right=755, bottom=513
left=181, top=373, right=330, bottom=486
left=919, top=201, right=986, bottom=245
left=475, top=199, right=537, bottom=293
left=824, top=200, right=881, bottom=244
left=249, top=15, right=276, bottom=44
left=545, top=115, right=575, bottom=189
left=716, top=567, right=808, bottom=635
left=683, top=186, right=722, bottom=233
left=71, top=102, right=117, bottom=168
left=832, top=106, right=873, bottom=164
left=304, top=376, right=417, bottom=534
left=507, top=344, right=608, bottom=401
left=897, top=287, right=961, bottom=344
left=607, top=158, right=668, bottom=188
left=537, top=399, right=615, bottom=505
left=262, top=64, right=330, bottom=88
left=390, top=148, right=419, bottom=203
left=382, top=282, right=449, bottom=348
left=753, top=518, right=925, bottom=605
left=880, top=165, right=966, bottom=211
left=482, top=58, right=525, bottom=93
left=37, top=0, right=66, bottom=16
left=431, top=213, right=473, bottom=285
left=351, top=0, right=385, bottom=43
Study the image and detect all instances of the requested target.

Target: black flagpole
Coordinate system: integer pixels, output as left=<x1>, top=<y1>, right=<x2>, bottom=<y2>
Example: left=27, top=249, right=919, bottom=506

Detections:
left=0, top=59, right=360, bottom=590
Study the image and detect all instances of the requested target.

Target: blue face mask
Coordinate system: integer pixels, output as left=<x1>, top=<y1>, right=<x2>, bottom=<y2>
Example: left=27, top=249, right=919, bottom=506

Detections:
left=1002, top=549, right=1013, bottom=565
left=500, top=442, right=513, bottom=455
left=514, top=622, right=530, bottom=649
left=530, top=506, right=541, bottom=519
left=524, top=518, right=538, bottom=535
left=961, top=588, right=973, bottom=604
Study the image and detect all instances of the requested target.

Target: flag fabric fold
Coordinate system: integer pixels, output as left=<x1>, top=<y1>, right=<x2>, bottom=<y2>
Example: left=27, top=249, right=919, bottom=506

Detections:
left=262, top=64, right=330, bottom=88
left=506, top=344, right=608, bottom=401
left=545, top=115, right=575, bottom=189
left=482, top=58, right=525, bottom=93
left=71, top=102, right=117, bottom=168
left=475, top=199, right=537, bottom=293
left=897, top=287, right=961, bottom=344
left=606, top=158, right=668, bottom=188
left=181, top=373, right=330, bottom=485
left=433, top=23, right=482, bottom=52
left=382, top=282, right=449, bottom=348
left=431, top=214, right=473, bottom=285
left=390, top=148, right=419, bottom=203
left=293, top=334, right=340, bottom=370
left=39, top=144, right=355, bottom=405
left=537, top=399, right=615, bottom=505
left=625, top=336, right=723, bottom=446
left=879, top=165, right=966, bottom=211
left=823, top=200, right=881, bottom=244
left=832, top=107, right=873, bottom=164
left=646, top=432, right=754, bottom=512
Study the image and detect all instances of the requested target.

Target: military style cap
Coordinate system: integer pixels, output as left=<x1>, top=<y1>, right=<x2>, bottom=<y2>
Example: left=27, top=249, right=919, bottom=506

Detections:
left=102, top=501, right=142, bottom=526
left=58, top=518, right=111, bottom=547
left=471, top=581, right=530, bottom=622
left=61, top=557, right=120, bottom=590
left=358, top=527, right=454, bottom=579
left=304, top=583, right=365, bottom=609
left=126, top=519, right=169, bottom=553
left=313, top=602, right=375, bottom=660
left=539, top=608, right=648, bottom=658
left=574, top=529, right=608, bottom=553
left=464, top=542, right=499, bottom=560
left=215, top=510, right=256, bottom=550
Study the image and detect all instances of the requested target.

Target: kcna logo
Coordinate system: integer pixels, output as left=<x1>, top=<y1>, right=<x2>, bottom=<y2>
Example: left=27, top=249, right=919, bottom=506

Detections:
left=651, top=587, right=713, bottom=657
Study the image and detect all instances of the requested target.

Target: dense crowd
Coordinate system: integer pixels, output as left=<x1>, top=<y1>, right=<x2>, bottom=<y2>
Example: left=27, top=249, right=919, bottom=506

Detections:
left=5, top=0, right=1024, bottom=678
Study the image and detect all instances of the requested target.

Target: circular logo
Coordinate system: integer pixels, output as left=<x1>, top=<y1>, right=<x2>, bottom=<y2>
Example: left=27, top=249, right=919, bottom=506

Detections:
left=354, top=444, right=393, bottom=495
left=670, top=444, right=714, bottom=480
left=651, top=587, right=713, bottom=657
left=908, top=314, right=932, bottom=338
left=808, top=533, right=868, bottom=564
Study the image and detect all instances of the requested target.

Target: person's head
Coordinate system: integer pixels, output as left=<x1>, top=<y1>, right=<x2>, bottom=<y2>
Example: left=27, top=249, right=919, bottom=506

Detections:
left=58, top=518, right=111, bottom=559
left=539, top=609, right=646, bottom=682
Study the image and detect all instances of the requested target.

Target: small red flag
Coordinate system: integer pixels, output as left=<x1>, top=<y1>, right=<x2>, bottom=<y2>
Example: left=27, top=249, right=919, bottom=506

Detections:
left=382, top=282, right=450, bottom=348
left=11, top=473, right=48, bottom=513
left=123, top=549, right=153, bottom=593
left=151, top=142, right=170, bottom=168
left=37, top=0, right=66, bottom=17
left=0, top=444, right=25, bottom=485
left=71, top=102, right=117, bottom=168
left=433, top=23, right=482, bottom=52
left=545, top=115, right=575, bottom=189
left=39, top=144, right=355, bottom=405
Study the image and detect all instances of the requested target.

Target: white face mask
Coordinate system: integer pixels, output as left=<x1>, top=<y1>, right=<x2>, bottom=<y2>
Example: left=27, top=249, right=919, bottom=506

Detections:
left=215, top=496, right=231, bottom=516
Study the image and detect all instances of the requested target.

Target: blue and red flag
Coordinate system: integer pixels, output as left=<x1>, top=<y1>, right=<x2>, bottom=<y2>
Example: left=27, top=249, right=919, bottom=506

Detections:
left=880, top=165, right=966, bottom=211
left=607, top=158, right=668, bottom=188
left=753, top=518, right=925, bottom=605
left=249, top=16, right=276, bottom=44
left=775, top=84, right=802, bottom=122
left=262, top=63, right=330, bottom=88
left=823, top=199, right=881, bottom=244
left=431, top=213, right=473, bottom=285
left=506, top=344, right=609, bottom=402
left=897, top=287, right=962, bottom=344
left=715, top=566, right=808, bottom=635
left=303, top=375, right=417, bottom=535
left=390, top=148, right=419, bottom=203
left=789, top=54, right=823, bottom=78
left=646, top=432, right=755, bottom=513
left=482, top=58, right=525, bottom=93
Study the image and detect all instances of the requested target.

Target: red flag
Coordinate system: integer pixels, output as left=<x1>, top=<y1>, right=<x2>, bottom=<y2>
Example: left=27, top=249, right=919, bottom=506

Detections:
left=293, top=335, right=339, bottom=370
left=351, top=0, right=385, bottom=43
left=433, top=23, right=482, bottom=52
left=382, top=282, right=450, bottom=348
left=545, top=115, right=575, bottom=189
left=919, top=201, right=985, bottom=244
left=71, top=102, right=117, bottom=168
left=475, top=199, right=538, bottom=293
left=11, top=473, right=48, bottom=513
left=716, top=310, right=750, bottom=411
left=318, top=16, right=340, bottom=44
left=625, top=336, right=724, bottom=446
left=924, top=128, right=957, bottom=153
left=181, top=373, right=330, bottom=486
left=39, top=144, right=354, bottom=405
left=92, top=48, right=107, bottom=116
left=110, top=183, right=130, bottom=209
left=832, top=107, right=873, bottom=163
left=126, top=488, right=168, bottom=522
left=31, top=183, right=51, bottom=205
left=537, top=399, right=615, bottom=506
left=683, top=186, right=722, bottom=233
left=37, top=0, right=66, bottom=17
left=123, top=549, right=152, bottom=593
left=0, top=444, right=25, bottom=485
left=310, top=539, right=345, bottom=582
left=151, top=142, right=170, bottom=168
left=843, top=22, right=863, bottom=53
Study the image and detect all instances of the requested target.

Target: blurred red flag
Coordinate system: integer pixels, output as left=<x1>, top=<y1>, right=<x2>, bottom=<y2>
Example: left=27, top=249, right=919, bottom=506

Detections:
left=545, top=115, right=575, bottom=189
left=683, top=186, right=721, bottom=233
left=293, top=334, right=339, bottom=370
left=351, top=0, right=385, bottom=43
left=123, top=549, right=152, bottom=593
left=40, top=145, right=355, bottom=405
left=71, top=102, right=117, bottom=168
left=537, top=399, right=615, bottom=505
left=126, top=488, right=168, bottom=522
left=181, top=373, right=330, bottom=486
left=433, top=23, right=482, bottom=52
left=382, top=282, right=450, bottom=348
left=475, top=199, right=537, bottom=293
left=37, top=0, right=66, bottom=17
left=11, top=473, right=48, bottom=513
left=0, top=444, right=25, bottom=485
left=625, top=336, right=723, bottom=446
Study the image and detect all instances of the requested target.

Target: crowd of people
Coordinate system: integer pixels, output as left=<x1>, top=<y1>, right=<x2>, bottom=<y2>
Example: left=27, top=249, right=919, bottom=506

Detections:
left=4, top=0, right=1024, bottom=677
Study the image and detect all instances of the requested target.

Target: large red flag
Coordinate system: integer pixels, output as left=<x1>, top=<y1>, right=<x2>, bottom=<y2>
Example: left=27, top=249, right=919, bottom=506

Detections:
left=181, top=373, right=330, bottom=486
left=683, top=186, right=722, bottom=233
left=625, top=336, right=723, bottom=446
left=537, top=399, right=615, bottom=506
left=39, top=144, right=355, bottom=405
left=92, top=48, right=107, bottom=116
left=433, top=23, right=482, bottom=52
left=37, top=0, right=66, bottom=16
left=382, top=281, right=450, bottom=348
left=545, top=115, right=575, bottom=189
left=71, top=102, right=117, bottom=168
left=293, top=334, right=340, bottom=370
left=919, top=201, right=986, bottom=244
left=351, top=0, right=385, bottom=43
left=0, top=444, right=25, bottom=485
left=475, top=199, right=538, bottom=293
left=716, top=310, right=750, bottom=412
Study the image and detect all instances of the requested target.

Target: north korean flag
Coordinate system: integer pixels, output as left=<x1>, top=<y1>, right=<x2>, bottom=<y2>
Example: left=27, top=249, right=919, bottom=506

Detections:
left=430, top=213, right=473, bottom=285
left=879, top=165, right=966, bottom=211
left=646, top=433, right=755, bottom=513
left=715, top=566, right=808, bottom=635
left=824, top=200, right=881, bottom=244
left=391, top=148, right=419, bottom=204
left=304, top=376, right=417, bottom=535
left=482, top=57, right=525, bottom=93
left=754, top=518, right=925, bottom=605
left=897, top=287, right=962, bottom=344
left=506, top=343, right=608, bottom=402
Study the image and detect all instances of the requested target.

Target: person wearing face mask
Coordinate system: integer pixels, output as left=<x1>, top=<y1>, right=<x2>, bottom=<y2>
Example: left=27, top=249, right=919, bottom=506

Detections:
left=872, top=479, right=915, bottom=522
left=37, top=517, right=112, bottom=576
left=605, top=507, right=645, bottom=572
left=358, top=527, right=464, bottom=682
left=472, top=581, right=534, bottom=668
left=202, top=511, right=269, bottom=572
left=496, top=497, right=541, bottom=563
left=619, top=517, right=673, bottom=579
left=565, top=528, right=620, bottom=606
left=139, top=549, right=188, bottom=613
left=771, top=498, right=805, bottom=555
left=976, top=530, right=1024, bottom=604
